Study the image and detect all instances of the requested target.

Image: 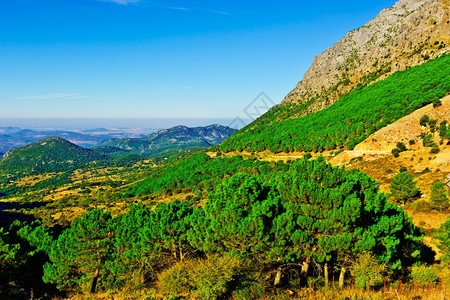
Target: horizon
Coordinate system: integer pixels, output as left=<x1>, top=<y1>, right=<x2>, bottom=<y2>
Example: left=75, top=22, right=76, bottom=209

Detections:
left=0, top=0, right=396, bottom=122
left=0, top=117, right=249, bottom=131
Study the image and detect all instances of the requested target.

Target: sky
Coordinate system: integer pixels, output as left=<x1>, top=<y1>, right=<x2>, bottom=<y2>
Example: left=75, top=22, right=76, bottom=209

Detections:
left=0, top=0, right=396, bottom=128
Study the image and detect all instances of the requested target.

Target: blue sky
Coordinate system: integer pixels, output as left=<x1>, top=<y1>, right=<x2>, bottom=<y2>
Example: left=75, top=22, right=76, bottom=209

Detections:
left=0, top=0, right=396, bottom=127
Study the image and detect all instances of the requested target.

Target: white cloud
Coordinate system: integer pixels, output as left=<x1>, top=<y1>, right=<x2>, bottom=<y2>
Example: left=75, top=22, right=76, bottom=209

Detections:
left=100, top=0, right=141, bottom=5
left=169, top=7, right=189, bottom=11
left=17, top=93, right=91, bottom=100
left=205, top=9, right=230, bottom=15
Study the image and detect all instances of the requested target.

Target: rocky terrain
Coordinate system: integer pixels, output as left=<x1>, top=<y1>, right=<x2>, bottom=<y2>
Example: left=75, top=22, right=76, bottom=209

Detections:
left=283, top=0, right=450, bottom=117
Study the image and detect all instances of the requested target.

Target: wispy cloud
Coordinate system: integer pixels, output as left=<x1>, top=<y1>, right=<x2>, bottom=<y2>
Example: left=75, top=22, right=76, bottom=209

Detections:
left=17, top=93, right=91, bottom=100
left=204, top=9, right=230, bottom=15
left=169, top=7, right=189, bottom=11
left=100, top=0, right=141, bottom=5
left=169, top=6, right=230, bottom=15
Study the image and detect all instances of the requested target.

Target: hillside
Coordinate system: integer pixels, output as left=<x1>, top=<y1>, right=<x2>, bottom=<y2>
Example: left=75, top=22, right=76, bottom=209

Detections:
left=0, top=137, right=109, bottom=176
left=283, top=0, right=449, bottom=116
left=220, top=54, right=450, bottom=153
left=95, top=124, right=236, bottom=155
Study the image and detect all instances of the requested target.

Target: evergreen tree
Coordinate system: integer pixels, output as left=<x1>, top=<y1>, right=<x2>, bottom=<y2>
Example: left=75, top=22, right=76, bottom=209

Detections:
left=435, top=218, right=450, bottom=265
left=389, top=172, right=420, bottom=204
left=43, top=209, right=114, bottom=293
left=430, top=182, right=449, bottom=211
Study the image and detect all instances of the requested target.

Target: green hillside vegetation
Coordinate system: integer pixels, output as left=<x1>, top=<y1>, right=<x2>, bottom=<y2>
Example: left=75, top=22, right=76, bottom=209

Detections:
left=1, top=157, right=435, bottom=298
left=96, top=124, right=236, bottom=156
left=121, top=152, right=271, bottom=199
left=219, top=54, right=450, bottom=153
left=0, top=137, right=109, bottom=177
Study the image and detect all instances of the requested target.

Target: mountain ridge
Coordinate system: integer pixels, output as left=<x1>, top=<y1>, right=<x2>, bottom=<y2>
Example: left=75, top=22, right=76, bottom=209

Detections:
left=282, top=0, right=449, bottom=118
left=95, top=124, right=236, bottom=155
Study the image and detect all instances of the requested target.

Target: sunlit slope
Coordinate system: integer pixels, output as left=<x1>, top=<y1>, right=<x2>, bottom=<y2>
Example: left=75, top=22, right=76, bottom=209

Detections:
left=220, top=54, right=450, bottom=153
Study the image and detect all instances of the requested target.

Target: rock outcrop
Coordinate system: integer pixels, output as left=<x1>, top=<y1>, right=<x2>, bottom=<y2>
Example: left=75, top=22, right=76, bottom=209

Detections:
left=283, top=0, right=450, bottom=116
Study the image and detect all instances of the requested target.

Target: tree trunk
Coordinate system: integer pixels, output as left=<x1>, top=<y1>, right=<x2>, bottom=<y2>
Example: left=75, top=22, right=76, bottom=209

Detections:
left=301, top=256, right=310, bottom=276
left=179, top=241, right=184, bottom=262
left=324, top=263, right=329, bottom=287
left=172, top=242, right=177, bottom=260
left=339, top=266, right=346, bottom=288
left=90, top=268, right=99, bottom=294
left=274, top=267, right=282, bottom=286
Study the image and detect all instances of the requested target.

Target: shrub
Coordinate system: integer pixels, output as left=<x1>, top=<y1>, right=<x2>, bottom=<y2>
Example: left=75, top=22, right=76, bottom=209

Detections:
left=409, top=139, right=416, bottom=145
left=420, top=115, right=430, bottom=127
left=158, top=255, right=242, bottom=299
left=409, top=199, right=432, bottom=213
left=350, top=252, right=387, bottom=289
left=389, top=172, right=420, bottom=204
left=392, top=148, right=400, bottom=158
left=191, top=254, right=242, bottom=300
left=410, top=265, right=438, bottom=284
left=435, top=218, right=450, bottom=265
left=430, top=146, right=440, bottom=154
left=430, top=182, right=449, bottom=211
left=157, top=262, right=192, bottom=296
left=396, top=142, right=407, bottom=152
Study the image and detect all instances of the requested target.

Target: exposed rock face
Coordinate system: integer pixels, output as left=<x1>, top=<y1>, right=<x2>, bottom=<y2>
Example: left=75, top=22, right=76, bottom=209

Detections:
left=283, top=0, right=450, bottom=115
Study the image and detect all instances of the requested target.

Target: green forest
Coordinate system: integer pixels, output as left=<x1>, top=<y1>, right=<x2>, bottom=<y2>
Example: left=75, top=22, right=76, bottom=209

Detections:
left=219, top=54, right=450, bottom=153
left=1, top=156, right=448, bottom=299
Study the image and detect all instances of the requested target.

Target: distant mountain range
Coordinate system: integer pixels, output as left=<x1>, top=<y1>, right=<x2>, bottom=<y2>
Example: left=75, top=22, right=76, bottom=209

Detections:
left=94, top=124, right=236, bottom=155
left=0, top=126, right=157, bottom=154
left=0, top=124, right=236, bottom=176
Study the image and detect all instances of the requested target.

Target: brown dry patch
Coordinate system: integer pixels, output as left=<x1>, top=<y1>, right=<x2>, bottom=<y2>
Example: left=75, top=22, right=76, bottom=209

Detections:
left=354, top=95, right=450, bottom=152
left=13, top=173, right=57, bottom=187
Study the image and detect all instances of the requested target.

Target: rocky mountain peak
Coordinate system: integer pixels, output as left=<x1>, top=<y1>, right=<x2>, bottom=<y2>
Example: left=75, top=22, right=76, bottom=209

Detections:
left=282, top=0, right=449, bottom=116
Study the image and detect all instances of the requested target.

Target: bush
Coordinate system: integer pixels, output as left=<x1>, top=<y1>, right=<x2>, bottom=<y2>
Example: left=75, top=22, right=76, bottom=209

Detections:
left=191, top=255, right=242, bottom=300
left=410, top=265, right=438, bottom=284
left=158, top=255, right=242, bottom=299
left=392, top=148, right=400, bottom=158
left=420, top=115, right=430, bottom=127
left=396, top=142, right=407, bottom=152
left=430, top=182, right=449, bottom=211
left=350, top=252, right=387, bottom=289
left=409, top=199, right=432, bottom=213
left=435, top=219, right=450, bottom=265
left=430, top=146, right=440, bottom=154
left=409, top=139, right=416, bottom=145
left=389, top=172, right=420, bottom=204
left=158, top=262, right=192, bottom=296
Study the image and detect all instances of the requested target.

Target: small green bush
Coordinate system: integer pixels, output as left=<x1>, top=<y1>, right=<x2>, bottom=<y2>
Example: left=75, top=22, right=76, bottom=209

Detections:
left=351, top=252, right=387, bottom=289
left=430, top=182, right=449, bottom=211
left=410, top=199, right=432, bottom=213
left=410, top=265, right=438, bottom=284
left=191, top=254, right=242, bottom=300
left=158, top=255, right=242, bottom=299
left=392, top=148, right=400, bottom=158
left=430, top=146, right=440, bottom=154
left=157, top=262, right=192, bottom=296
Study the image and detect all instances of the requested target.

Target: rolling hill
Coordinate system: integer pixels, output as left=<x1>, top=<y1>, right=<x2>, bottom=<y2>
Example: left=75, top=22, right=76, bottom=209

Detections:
left=0, top=137, right=109, bottom=176
left=95, top=124, right=236, bottom=155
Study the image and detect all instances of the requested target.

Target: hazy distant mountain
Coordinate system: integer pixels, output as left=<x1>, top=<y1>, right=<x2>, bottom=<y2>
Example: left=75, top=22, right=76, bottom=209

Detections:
left=0, top=127, right=156, bottom=153
left=0, top=137, right=109, bottom=176
left=95, top=124, right=236, bottom=155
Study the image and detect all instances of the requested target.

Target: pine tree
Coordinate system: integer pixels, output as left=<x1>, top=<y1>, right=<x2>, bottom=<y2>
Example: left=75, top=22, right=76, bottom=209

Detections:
left=43, top=209, right=114, bottom=293
left=389, top=172, right=420, bottom=204
left=430, top=182, right=449, bottom=211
